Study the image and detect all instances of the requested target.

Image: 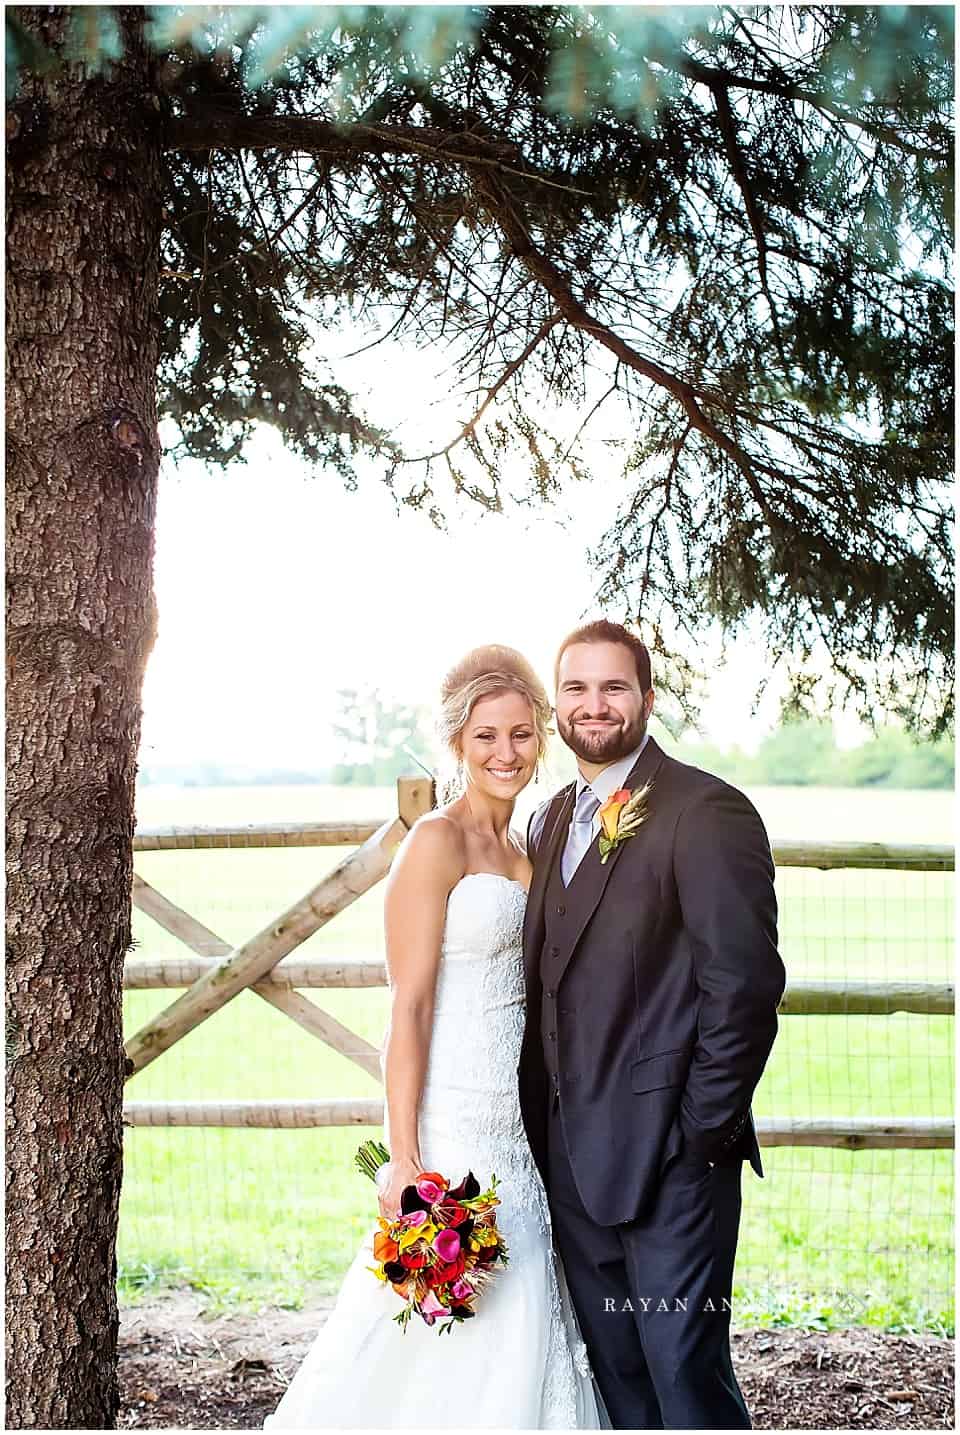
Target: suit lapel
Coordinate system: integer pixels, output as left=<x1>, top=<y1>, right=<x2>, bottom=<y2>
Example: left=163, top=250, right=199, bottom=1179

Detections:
left=522, top=784, right=574, bottom=982
left=551, top=737, right=667, bottom=988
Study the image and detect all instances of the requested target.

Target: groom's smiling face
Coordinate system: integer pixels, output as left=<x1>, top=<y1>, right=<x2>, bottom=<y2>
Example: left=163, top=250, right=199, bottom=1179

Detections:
left=555, top=640, right=654, bottom=771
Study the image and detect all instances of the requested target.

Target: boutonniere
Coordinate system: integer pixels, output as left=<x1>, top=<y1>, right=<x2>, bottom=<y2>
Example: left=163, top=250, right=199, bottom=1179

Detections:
left=597, top=782, right=653, bottom=863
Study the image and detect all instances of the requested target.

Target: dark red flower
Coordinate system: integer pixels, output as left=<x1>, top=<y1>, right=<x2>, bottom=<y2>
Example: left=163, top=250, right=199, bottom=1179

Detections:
left=434, top=1201, right=468, bottom=1228
left=400, top=1184, right=425, bottom=1215
left=431, top=1253, right=466, bottom=1284
left=447, top=1171, right=480, bottom=1201
left=399, top=1247, right=430, bottom=1269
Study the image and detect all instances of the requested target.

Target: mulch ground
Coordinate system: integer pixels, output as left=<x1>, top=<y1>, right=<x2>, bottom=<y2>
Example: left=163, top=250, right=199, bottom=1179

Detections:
left=118, top=1291, right=954, bottom=1430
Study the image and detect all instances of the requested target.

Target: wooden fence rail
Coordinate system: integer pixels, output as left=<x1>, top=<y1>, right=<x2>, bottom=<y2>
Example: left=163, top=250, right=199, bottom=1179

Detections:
left=125, top=955, right=389, bottom=990
left=770, top=840, right=952, bottom=872
left=121, top=1102, right=954, bottom=1149
left=125, top=1099, right=383, bottom=1128
left=133, top=821, right=382, bottom=851
left=125, top=796, right=954, bottom=1150
left=132, top=826, right=954, bottom=870
left=123, top=959, right=955, bottom=1017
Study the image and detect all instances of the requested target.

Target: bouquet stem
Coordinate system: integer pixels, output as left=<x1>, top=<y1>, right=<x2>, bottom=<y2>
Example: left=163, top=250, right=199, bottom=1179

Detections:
left=355, top=1138, right=391, bottom=1183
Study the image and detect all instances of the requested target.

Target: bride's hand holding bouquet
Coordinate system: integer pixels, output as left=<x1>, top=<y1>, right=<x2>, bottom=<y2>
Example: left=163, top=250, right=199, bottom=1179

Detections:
left=374, top=1153, right=423, bottom=1221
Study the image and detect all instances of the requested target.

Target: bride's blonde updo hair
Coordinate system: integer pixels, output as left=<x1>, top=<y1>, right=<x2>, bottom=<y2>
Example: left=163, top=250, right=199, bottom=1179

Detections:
left=438, top=645, right=552, bottom=788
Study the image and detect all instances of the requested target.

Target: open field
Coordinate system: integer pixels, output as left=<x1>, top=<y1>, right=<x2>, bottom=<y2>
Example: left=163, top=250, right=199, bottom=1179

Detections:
left=120, top=783, right=953, bottom=1329
left=132, top=776, right=956, bottom=842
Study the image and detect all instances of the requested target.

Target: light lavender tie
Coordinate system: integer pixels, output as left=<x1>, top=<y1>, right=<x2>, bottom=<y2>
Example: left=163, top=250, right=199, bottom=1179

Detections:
left=561, top=786, right=600, bottom=886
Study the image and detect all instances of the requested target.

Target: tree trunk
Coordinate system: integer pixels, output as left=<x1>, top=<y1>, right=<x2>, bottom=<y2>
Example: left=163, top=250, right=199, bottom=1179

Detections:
left=6, top=9, right=162, bottom=1426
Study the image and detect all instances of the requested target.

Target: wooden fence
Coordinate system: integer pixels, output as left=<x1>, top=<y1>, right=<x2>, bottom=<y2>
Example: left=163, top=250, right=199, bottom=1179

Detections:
left=123, top=783, right=954, bottom=1152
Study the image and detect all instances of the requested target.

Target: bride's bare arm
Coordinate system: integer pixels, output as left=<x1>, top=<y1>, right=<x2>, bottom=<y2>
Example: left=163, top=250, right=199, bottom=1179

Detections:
left=378, top=817, right=461, bottom=1216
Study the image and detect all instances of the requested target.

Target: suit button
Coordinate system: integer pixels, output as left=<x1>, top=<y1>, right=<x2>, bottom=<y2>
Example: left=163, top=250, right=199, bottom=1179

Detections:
left=548, top=1031, right=557, bottom=1041
left=546, top=990, right=556, bottom=999
left=557, top=904, right=566, bottom=916
left=550, top=946, right=560, bottom=957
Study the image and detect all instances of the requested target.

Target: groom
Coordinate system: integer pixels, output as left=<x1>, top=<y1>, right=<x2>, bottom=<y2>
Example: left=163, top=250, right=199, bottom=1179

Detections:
left=518, top=620, right=785, bottom=1429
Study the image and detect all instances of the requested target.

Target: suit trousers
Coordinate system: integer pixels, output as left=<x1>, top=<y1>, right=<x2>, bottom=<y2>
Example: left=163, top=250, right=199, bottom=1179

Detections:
left=546, top=1093, right=750, bottom=1430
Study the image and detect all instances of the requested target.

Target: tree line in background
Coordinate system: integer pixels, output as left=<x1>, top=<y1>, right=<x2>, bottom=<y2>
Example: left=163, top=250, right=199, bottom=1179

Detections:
left=138, top=691, right=954, bottom=791
left=675, top=720, right=953, bottom=791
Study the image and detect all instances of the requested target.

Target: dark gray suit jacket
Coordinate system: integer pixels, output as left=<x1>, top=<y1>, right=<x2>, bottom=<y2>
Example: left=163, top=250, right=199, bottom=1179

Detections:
left=518, top=736, right=786, bottom=1225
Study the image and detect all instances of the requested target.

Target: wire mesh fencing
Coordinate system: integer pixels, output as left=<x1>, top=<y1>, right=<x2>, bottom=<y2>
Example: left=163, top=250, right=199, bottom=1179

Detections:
left=119, top=790, right=953, bottom=1331
left=738, top=853, right=953, bottom=1330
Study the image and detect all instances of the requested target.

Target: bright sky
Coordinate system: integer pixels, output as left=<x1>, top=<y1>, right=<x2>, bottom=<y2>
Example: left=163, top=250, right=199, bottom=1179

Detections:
left=139, top=329, right=853, bottom=771
left=139, top=451, right=800, bottom=769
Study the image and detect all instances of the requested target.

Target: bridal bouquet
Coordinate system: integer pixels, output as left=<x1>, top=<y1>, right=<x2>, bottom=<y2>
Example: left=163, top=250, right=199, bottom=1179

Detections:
left=355, top=1139, right=509, bottom=1335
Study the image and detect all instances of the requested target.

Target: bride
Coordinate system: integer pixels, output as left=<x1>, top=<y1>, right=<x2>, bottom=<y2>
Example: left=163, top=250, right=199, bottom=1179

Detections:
left=266, top=646, right=602, bottom=1429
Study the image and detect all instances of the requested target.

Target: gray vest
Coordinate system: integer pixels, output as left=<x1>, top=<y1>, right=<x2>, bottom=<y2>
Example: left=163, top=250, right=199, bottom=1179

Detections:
left=538, top=836, right=579, bottom=1091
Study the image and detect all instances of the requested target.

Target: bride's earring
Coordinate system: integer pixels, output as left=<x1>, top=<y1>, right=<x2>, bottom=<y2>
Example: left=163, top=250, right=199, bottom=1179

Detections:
left=457, top=757, right=465, bottom=790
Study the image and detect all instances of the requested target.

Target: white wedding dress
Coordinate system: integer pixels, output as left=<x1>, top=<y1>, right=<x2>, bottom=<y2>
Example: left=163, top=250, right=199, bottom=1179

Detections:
left=265, top=873, right=602, bottom=1429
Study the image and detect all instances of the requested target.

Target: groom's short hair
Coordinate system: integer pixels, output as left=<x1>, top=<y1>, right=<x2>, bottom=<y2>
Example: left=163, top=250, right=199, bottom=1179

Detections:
left=555, top=620, right=652, bottom=693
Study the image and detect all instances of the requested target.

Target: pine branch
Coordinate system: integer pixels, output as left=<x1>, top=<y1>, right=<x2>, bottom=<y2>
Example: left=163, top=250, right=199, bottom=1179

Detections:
left=399, top=312, right=563, bottom=463
left=470, top=169, right=782, bottom=522
left=708, top=79, right=781, bottom=347
left=167, top=115, right=596, bottom=197
left=679, top=58, right=951, bottom=163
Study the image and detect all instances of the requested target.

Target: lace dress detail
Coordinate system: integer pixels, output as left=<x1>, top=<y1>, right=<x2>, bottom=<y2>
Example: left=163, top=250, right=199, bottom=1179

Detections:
left=418, top=877, right=548, bottom=1221
left=265, top=874, right=600, bottom=1430
left=417, top=877, right=594, bottom=1427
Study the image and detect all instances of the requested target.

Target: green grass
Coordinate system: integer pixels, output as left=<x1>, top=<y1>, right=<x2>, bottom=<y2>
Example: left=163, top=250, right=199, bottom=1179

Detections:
left=119, top=784, right=954, bottom=1331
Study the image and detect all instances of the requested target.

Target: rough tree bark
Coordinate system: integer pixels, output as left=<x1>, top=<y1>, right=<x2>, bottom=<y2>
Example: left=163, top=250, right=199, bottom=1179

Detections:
left=5, top=9, right=162, bottom=1427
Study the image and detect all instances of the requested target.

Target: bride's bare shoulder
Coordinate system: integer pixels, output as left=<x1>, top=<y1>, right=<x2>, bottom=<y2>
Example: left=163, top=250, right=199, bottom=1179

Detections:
left=392, top=808, right=466, bottom=885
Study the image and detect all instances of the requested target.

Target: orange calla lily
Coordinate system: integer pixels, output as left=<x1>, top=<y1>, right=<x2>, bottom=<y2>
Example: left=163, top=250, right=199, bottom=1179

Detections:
left=598, top=788, right=631, bottom=841
left=373, top=1230, right=400, bottom=1263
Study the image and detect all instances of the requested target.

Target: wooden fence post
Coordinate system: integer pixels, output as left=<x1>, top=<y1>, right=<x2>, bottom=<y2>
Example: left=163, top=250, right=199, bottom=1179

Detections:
left=397, top=775, right=435, bottom=828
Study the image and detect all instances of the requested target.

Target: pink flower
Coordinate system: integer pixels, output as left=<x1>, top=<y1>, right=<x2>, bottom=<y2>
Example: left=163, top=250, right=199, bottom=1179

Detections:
left=433, top=1228, right=461, bottom=1263
left=451, top=1278, right=474, bottom=1302
left=419, top=1288, right=451, bottom=1324
left=416, top=1177, right=444, bottom=1204
left=399, top=1209, right=429, bottom=1229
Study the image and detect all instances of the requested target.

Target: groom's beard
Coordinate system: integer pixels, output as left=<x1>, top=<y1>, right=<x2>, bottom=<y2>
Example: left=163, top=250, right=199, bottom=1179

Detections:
left=557, top=710, right=647, bottom=765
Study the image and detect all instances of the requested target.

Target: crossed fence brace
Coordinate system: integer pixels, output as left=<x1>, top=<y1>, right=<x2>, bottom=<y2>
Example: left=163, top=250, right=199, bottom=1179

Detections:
left=123, top=778, right=434, bottom=1117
